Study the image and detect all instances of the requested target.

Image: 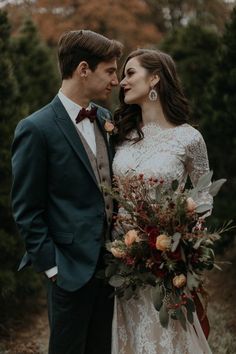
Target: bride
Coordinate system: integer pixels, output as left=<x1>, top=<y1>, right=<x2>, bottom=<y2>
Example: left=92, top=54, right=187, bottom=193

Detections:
left=111, top=49, right=212, bottom=354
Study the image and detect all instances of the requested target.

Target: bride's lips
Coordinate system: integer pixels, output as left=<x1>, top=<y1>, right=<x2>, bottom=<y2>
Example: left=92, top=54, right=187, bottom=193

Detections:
left=124, top=88, right=131, bottom=95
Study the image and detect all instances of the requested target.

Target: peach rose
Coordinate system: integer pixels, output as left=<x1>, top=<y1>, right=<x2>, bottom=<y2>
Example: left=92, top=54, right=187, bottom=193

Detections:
left=104, top=121, right=115, bottom=133
left=110, top=247, right=125, bottom=258
left=155, top=234, right=171, bottom=251
left=173, top=274, right=187, bottom=288
left=124, top=230, right=139, bottom=247
left=186, top=197, right=197, bottom=212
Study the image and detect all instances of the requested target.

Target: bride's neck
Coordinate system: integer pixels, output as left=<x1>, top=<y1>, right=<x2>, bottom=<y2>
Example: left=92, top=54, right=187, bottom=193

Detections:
left=141, top=101, right=172, bottom=128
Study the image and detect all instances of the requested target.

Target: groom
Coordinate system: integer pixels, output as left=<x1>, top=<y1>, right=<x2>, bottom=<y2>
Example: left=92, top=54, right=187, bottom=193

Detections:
left=11, top=30, right=123, bottom=354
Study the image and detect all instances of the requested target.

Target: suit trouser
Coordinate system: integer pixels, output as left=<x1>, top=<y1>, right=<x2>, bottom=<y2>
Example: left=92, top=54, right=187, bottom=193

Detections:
left=47, top=251, right=114, bottom=354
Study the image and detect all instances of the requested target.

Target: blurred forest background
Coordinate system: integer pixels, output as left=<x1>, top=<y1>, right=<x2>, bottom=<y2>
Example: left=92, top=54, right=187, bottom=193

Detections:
left=0, top=0, right=236, bottom=353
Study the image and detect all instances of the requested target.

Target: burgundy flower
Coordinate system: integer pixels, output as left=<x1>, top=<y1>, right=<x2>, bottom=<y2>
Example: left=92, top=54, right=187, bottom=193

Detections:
left=167, top=247, right=182, bottom=261
left=145, top=226, right=159, bottom=249
left=190, top=251, right=200, bottom=265
left=152, top=265, right=166, bottom=278
left=124, top=256, right=135, bottom=266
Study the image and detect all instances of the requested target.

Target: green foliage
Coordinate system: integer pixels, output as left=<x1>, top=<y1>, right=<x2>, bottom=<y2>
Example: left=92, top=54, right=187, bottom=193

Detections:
left=0, top=11, right=59, bottom=327
left=201, top=8, right=236, bottom=234
left=160, top=23, right=220, bottom=122
left=11, top=17, right=60, bottom=115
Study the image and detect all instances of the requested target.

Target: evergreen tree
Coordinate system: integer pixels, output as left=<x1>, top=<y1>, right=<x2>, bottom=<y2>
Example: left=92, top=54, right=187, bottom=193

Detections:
left=0, top=11, right=42, bottom=326
left=160, top=23, right=220, bottom=123
left=202, top=7, right=236, bottom=225
left=12, top=18, right=59, bottom=114
left=0, top=10, right=22, bottom=303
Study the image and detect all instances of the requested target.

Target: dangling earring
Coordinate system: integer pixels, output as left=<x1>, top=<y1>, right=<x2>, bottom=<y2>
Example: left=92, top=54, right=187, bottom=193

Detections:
left=149, top=87, right=158, bottom=101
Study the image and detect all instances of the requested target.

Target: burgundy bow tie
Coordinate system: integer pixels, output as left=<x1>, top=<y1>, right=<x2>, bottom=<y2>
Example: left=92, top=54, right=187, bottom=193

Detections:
left=75, top=106, right=98, bottom=124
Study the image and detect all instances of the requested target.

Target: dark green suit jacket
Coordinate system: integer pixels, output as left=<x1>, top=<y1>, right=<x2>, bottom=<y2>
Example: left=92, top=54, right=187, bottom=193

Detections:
left=11, top=95, right=113, bottom=291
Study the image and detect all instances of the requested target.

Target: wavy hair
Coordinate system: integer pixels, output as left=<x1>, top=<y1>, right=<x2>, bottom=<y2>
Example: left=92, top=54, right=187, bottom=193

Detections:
left=113, top=49, right=189, bottom=144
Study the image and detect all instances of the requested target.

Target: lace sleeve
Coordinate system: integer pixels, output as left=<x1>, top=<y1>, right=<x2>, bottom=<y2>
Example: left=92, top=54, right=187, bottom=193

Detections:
left=185, top=130, right=213, bottom=209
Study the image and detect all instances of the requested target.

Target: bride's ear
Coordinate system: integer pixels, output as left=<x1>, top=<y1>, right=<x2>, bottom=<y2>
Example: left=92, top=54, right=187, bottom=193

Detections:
left=150, top=74, right=160, bottom=87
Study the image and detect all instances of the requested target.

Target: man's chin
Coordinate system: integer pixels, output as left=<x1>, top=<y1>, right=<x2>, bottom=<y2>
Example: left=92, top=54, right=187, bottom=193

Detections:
left=95, top=93, right=111, bottom=101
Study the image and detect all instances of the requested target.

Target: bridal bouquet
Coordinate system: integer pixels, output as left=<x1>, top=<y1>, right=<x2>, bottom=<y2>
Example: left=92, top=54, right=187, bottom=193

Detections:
left=101, top=172, right=232, bottom=330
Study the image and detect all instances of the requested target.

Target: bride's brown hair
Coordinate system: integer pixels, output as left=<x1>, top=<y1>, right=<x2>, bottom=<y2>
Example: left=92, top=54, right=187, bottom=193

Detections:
left=113, top=49, right=189, bottom=144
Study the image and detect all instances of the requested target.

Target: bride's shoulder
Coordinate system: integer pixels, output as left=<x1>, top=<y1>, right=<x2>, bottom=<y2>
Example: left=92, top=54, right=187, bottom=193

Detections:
left=177, top=123, right=205, bottom=144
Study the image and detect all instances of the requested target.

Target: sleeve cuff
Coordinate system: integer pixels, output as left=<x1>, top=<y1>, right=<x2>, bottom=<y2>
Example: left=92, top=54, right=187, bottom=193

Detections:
left=45, top=266, right=58, bottom=278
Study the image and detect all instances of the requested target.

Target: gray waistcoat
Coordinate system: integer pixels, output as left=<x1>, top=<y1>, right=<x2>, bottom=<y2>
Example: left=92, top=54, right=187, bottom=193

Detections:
left=76, top=121, right=113, bottom=241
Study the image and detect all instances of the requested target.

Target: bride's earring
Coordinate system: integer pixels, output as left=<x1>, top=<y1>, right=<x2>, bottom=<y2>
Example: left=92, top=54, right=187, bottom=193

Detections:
left=149, top=87, right=158, bottom=101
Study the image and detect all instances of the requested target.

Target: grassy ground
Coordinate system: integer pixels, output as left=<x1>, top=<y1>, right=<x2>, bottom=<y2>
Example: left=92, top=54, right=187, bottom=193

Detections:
left=0, top=243, right=235, bottom=354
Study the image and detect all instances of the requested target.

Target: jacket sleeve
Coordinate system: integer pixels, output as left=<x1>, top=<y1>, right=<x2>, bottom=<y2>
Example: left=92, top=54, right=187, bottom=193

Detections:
left=11, top=118, right=56, bottom=272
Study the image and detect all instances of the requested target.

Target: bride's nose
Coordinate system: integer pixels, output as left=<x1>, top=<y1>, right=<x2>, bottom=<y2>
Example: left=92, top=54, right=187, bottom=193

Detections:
left=120, top=77, right=127, bottom=88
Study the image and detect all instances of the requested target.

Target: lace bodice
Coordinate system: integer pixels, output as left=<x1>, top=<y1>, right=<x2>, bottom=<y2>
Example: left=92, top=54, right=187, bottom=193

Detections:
left=113, top=122, right=212, bottom=207
left=114, top=123, right=209, bottom=185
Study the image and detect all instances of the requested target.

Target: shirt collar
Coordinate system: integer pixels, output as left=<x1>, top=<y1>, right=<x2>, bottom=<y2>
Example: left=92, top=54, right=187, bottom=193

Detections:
left=58, top=90, right=92, bottom=124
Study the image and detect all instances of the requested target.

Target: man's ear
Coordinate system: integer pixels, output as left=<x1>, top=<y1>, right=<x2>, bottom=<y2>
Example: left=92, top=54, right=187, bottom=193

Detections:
left=76, top=61, right=90, bottom=78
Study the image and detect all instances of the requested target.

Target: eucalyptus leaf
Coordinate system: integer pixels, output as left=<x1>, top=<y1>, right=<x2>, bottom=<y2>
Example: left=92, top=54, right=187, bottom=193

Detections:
left=139, top=273, right=157, bottom=286
left=193, top=238, right=203, bottom=250
left=171, top=232, right=181, bottom=252
left=186, top=297, right=196, bottom=313
left=185, top=304, right=194, bottom=324
left=187, top=272, right=200, bottom=290
left=123, top=286, right=134, bottom=300
left=188, top=187, right=199, bottom=199
left=119, top=262, right=133, bottom=274
left=175, top=308, right=187, bottom=331
left=152, top=285, right=164, bottom=311
left=155, top=187, right=162, bottom=202
left=196, top=171, right=213, bottom=190
left=159, top=303, right=169, bottom=328
left=105, top=263, right=118, bottom=278
left=195, top=204, right=212, bottom=213
left=109, top=275, right=125, bottom=288
left=105, top=242, right=112, bottom=251
left=209, top=179, right=227, bottom=197
left=213, top=263, right=223, bottom=271
left=172, top=180, right=179, bottom=191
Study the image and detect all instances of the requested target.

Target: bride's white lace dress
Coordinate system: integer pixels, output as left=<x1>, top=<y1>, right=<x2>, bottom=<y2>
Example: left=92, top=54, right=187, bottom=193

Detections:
left=112, top=123, right=213, bottom=354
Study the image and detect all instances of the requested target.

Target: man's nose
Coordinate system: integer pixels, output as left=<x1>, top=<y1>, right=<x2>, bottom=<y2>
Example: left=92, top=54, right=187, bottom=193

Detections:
left=111, top=73, right=119, bottom=86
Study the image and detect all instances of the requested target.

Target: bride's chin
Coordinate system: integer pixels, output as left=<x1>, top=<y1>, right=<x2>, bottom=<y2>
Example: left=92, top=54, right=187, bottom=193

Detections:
left=124, top=96, right=136, bottom=105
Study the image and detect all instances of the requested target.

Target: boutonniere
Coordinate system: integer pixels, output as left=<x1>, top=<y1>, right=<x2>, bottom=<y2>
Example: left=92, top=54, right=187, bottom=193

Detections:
left=104, top=120, right=116, bottom=134
left=100, top=113, right=117, bottom=135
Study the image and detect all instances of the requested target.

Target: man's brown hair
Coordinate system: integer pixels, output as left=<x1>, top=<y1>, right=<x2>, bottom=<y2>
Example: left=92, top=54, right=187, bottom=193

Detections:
left=58, top=30, right=123, bottom=79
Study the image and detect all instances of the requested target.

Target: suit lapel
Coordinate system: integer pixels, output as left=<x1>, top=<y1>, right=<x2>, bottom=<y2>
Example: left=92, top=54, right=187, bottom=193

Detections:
left=94, top=105, right=113, bottom=172
left=50, top=96, right=99, bottom=187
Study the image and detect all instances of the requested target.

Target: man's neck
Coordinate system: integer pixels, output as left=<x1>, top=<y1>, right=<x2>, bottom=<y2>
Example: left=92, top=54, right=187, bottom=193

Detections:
left=60, top=81, right=90, bottom=108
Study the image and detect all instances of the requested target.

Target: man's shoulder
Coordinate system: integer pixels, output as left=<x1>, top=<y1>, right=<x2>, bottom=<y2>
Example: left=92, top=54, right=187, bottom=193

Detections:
left=20, top=97, right=58, bottom=129
left=91, top=102, right=112, bottom=118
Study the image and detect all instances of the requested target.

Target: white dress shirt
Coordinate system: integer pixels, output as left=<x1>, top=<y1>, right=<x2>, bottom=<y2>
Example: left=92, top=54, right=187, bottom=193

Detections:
left=58, top=90, right=97, bottom=155
left=45, top=91, right=97, bottom=278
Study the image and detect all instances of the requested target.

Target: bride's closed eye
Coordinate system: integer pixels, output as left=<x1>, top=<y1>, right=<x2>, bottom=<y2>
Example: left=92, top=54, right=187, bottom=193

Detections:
left=124, top=69, right=135, bottom=78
